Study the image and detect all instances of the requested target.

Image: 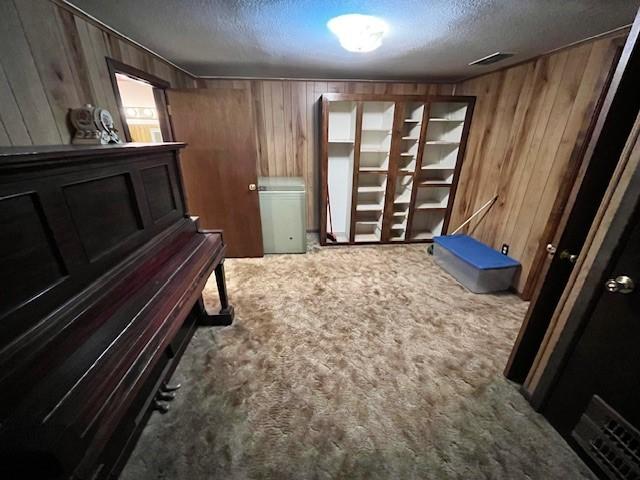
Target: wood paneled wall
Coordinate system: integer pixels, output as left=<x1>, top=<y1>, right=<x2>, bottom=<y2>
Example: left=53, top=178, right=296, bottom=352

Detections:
left=196, top=79, right=454, bottom=230
left=0, top=0, right=628, bottom=279
left=450, top=32, right=626, bottom=295
left=0, top=0, right=193, bottom=146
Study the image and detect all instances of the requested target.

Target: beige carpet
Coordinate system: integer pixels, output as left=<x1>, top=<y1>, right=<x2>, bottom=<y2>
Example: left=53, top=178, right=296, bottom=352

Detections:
left=121, top=241, right=595, bottom=480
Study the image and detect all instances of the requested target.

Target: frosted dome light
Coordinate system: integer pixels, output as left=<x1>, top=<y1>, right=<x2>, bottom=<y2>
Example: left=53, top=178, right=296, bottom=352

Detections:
left=327, top=14, right=388, bottom=53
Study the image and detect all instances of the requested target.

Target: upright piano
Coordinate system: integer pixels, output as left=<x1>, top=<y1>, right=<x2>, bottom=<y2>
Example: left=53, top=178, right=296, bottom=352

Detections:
left=0, top=143, right=234, bottom=479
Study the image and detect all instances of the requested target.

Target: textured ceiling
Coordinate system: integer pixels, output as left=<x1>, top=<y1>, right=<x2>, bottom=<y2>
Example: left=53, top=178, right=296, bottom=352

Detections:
left=68, top=0, right=638, bottom=80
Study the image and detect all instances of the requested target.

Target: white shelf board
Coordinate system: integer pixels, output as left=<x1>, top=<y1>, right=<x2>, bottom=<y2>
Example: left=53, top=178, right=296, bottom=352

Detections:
left=390, top=236, right=406, bottom=241
left=415, top=200, right=448, bottom=209
left=402, top=136, right=420, bottom=141
left=404, top=119, right=421, bottom=123
left=400, top=152, right=416, bottom=157
left=361, top=147, right=390, bottom=153
left=422, top=164, right=456, bottom=170
left=359, top=167, right=388, bottom=172
left=391, top=222, right=407, bottom=229
left=425, top=140, right=460, bottom=145
left=429, top=118, right=464, bottom=123
left=356, top=220, right=381, bottom=226
left=362, top=128, right=391, bottom=133
left=411, top=231, right=435, bottom=240
left=355, top=233, right=380, bottom=242
left=328, top=138, right=354, bottom=143
left=420, top=180, right=453, bottom=186
left=357, top=185, right=386, bottom=193
left=356, top=203, right=384, bottom=211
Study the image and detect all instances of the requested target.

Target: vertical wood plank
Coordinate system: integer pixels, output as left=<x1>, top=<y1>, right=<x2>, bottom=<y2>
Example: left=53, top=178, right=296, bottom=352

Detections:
left=0, top=0, right=61, bottom=144
left=15, top=0, right=82, bottom=143
left=451, top=32, right=625, bottom=294
left=0, top=63, right=31, bottom=145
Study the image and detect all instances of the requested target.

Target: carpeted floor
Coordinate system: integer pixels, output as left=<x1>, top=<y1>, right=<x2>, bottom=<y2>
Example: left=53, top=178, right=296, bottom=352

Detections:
left=121, top=240, right=595, bottom=480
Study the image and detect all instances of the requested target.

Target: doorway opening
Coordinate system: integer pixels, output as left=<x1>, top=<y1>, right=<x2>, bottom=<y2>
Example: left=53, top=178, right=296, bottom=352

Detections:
left=115, top=74, right=163, bottom=142
left=107, top=58, right=174, bottom=143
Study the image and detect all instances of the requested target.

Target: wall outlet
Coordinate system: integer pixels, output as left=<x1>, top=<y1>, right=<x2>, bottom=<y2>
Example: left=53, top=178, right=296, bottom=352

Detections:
left=501, top=244, right=509, bottom=255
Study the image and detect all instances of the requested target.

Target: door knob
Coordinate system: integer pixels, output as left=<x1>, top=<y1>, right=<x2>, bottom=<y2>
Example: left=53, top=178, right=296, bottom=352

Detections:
left=605, top=275, right=635, bottom=294
left=546, top=243, right=557, bottom=255
left=559, top=250, right=578, bottom=264
left=249, top=183, right=256, bottom=191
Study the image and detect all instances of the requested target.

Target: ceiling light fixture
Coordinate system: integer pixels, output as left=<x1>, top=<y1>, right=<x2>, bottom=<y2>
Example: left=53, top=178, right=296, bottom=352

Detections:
left=327, top=14, right=388, bottom=53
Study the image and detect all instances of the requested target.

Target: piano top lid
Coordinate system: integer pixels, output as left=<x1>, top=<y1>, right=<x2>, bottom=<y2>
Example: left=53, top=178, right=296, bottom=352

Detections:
left=0, top=142, right=186, bottom=165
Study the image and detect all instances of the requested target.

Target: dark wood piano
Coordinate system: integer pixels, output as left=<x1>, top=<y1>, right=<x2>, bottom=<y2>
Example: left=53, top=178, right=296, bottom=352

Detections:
left=0, top=143, right=234, bottom=479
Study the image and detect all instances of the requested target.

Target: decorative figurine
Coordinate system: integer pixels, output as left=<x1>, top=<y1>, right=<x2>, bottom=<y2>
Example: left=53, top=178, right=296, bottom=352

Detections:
left=70, top=104, right=121, bottom=144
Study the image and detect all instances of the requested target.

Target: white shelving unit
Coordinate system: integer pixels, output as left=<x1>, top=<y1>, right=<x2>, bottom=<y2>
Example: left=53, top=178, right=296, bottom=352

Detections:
left=407, top=101, right=467, bottom=238
left=398, top=102, right=424, bottom=175
left=391, top=175, right=413, bottom=241
left=410, top=210, right=445, bottom=240
left=352, top=102, right=395, bottom=242
left=322, top=94, right=472, bottom=245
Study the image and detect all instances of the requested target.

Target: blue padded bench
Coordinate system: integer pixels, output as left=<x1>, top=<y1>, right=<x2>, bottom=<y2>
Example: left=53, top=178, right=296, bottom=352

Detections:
left=432, top=234, right=520, bottom=293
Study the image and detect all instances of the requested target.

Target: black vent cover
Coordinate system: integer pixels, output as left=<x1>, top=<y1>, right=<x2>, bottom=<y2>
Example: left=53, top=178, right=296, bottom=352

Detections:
left=469, top=52, right=514, bottom=66
left=573, top=395, right=640, bottom=479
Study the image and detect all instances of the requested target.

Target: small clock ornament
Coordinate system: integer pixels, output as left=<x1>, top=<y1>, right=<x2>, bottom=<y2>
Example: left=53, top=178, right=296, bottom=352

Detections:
left=70, top=104, right=121, bottom=145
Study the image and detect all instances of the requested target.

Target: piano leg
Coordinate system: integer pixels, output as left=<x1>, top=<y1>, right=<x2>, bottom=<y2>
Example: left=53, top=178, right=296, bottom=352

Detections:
left=198, top=261, right=235, bottom=326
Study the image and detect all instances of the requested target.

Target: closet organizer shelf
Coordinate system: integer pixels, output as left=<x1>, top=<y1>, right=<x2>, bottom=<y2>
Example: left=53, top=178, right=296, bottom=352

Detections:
left=322, top=94, right=474, bottom=245
left=355, top=234, right=380, bottom=242
left=361, top=147, right=390, bottom=153
left=358, top=185, right=386, bottom=192
left=356, top=203, right=384, bottom=211
left=411, top=232, right=436, bottom=240
left=420, top=180, right=453, bottom=186
left=422, top=164, right=456, bottom=170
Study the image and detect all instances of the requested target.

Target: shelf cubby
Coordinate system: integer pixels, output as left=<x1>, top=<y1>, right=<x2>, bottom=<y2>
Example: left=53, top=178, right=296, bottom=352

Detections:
left=356, top=190, right=386, bottom=212
left=361, top=130, right=392, bottom=153
left=401, top=122, right=422, bottom=140
left=425, top=120, right=463, bottom=143
left=362, top=102, right=395, bottom=131
left=410, top=210, right=445, bottom=240
left=405, top=102, right=425, bottom=123
left=354, top=209, right=383, bottom=242
left=414, top=186, right=450, bottom=210
left=422, top=143, right=459, bottom=170
left=394, top=176, right=413, bottom=205
left=359, top=151, right=389, bottom=171
left=354, top=222, right=382, bottom=242
left=429, top=102, right=468, bottom=121
left=391, top=176, right=413, bottom=241
left=419, top=166, right=455, bottom=183
left=328, top=101, right=357, bottom=143
left=357, top=173, right=387, bottom=193
left=398, top=155, right=417, bottom=173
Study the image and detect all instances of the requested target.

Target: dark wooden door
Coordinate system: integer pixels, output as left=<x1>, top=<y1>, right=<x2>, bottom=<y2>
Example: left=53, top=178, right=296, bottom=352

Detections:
left=166, top=88, right=263, bottom=257
left=505, top=14, right=640, bottom=382
left=542, top=205, right=640, bottom=477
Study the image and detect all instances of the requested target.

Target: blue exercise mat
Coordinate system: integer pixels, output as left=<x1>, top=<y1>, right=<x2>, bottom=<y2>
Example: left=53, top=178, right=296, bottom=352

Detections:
left=433, top=234, right=520, bottom=270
